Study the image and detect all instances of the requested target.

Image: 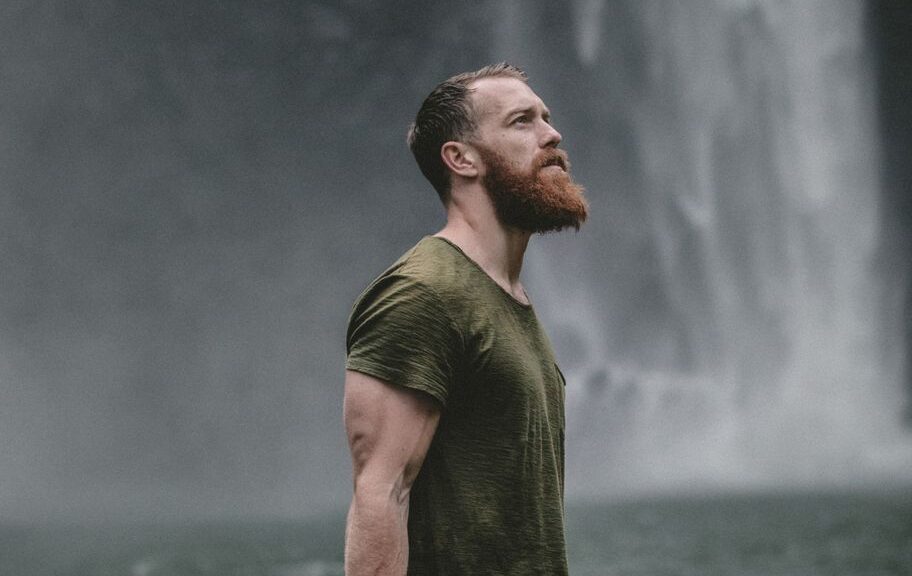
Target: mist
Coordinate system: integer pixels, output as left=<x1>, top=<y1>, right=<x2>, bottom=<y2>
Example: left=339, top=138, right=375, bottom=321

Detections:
left=1, top=0, right=909, bottom=523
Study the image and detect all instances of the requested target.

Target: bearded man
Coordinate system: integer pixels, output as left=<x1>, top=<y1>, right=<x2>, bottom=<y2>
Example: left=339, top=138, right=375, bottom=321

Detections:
left=343, top=63, right=588, bottom=575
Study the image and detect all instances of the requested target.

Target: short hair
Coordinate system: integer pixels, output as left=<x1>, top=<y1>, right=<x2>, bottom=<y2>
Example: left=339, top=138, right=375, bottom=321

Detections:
left=407, top=63, right=528, bottom=201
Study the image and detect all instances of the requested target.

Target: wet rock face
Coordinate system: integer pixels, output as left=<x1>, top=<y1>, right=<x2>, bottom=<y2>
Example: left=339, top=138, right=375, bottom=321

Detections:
left=869, top=0, right=912, bottom=424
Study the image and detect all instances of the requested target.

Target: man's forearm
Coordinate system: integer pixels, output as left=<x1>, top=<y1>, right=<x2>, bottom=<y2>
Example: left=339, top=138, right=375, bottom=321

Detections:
left=345, top=488, right=410, bottom=575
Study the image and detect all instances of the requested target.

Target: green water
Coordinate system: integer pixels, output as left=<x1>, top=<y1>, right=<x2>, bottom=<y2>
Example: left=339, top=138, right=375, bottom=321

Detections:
left=3, top=492, right=910, bottom=575
left=566, top=491, right=912, bottom=576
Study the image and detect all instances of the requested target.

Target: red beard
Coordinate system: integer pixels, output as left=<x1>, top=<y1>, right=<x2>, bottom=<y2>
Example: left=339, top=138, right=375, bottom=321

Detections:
left=478, top=146, right=589, bottom=233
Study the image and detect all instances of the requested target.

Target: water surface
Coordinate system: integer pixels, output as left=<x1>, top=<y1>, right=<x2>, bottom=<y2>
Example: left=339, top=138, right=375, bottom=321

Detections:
left=5, top=491, right=909, bottom=576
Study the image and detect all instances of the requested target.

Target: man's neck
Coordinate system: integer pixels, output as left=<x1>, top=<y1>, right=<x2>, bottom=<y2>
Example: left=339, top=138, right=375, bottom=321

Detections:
left=434, top=192, right=532, bottom=305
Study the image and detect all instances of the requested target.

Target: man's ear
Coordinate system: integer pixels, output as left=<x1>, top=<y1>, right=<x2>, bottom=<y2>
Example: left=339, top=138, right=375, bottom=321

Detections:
left=440, top=141, right=479, bottom=179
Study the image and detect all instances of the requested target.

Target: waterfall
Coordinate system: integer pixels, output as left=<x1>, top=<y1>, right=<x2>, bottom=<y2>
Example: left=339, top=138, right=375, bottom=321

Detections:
left=526, top=0, right=911, bottom=497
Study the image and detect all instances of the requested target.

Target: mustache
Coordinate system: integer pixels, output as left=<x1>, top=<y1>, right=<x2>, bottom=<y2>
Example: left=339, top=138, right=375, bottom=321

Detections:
left=535, top=148, right=570, bottom=172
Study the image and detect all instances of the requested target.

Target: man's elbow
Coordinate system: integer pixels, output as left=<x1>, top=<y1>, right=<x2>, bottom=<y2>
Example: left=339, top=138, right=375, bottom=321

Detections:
left=352, top=467, right=411, bottom=511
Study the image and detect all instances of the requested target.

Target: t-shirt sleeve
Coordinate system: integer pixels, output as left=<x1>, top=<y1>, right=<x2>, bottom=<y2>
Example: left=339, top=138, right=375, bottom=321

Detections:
left=345, top=274, right=462, bottom=406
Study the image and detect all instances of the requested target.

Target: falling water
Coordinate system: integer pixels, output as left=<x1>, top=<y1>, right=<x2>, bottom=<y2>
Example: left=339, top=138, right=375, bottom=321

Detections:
left=529, top=0, right=911, bottom=497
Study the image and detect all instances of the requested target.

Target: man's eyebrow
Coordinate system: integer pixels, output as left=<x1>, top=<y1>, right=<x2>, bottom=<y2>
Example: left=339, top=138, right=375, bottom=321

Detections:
left=504, top=104, right=551, bottom=119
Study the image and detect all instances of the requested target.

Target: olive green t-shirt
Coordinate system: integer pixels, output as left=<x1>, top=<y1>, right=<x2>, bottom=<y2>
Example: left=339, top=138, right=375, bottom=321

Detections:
left=346, top=236, right=568, bottom=575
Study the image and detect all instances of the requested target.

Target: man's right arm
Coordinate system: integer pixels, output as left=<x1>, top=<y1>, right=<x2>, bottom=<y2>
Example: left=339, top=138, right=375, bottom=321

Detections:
left=343, top=369, right=441, bottom=576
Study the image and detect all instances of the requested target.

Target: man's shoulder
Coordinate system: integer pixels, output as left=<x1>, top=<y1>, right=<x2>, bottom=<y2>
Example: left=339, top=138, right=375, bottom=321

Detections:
left=391, top=236, right=469, bottom=287
left=345, top=237, right=469, bottom=403
left=357, top=236, right=467, bottom=293
left=351, top=237, right=472, bottom=313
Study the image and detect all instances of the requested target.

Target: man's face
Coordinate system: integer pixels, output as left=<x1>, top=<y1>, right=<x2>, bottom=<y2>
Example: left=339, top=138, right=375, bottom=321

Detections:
left=467, top=77, right=588, bottom=233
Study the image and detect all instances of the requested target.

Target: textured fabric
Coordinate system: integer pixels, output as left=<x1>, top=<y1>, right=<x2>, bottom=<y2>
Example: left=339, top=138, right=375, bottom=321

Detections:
left=346, top=236, right=568, bottom=575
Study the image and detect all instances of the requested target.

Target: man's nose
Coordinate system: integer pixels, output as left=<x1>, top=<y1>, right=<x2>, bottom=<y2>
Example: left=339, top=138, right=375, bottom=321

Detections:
left=540, top=121, right=562, bottom=148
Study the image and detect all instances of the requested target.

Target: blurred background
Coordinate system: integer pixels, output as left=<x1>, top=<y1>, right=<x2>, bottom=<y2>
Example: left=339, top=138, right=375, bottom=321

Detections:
left=1, top=0, right=910, bottom=551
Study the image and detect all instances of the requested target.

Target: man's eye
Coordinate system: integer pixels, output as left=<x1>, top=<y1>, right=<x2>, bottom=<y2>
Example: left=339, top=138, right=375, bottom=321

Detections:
left=513, top=116, right=529, bottom=124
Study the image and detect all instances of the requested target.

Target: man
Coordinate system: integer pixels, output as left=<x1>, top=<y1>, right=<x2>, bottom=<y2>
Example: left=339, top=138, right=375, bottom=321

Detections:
left=343, top=63, right=588, bottom=575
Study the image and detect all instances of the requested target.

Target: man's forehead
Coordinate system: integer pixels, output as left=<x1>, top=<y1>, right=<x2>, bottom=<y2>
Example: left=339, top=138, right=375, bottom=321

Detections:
left=469, top=77, right=546, bottom=118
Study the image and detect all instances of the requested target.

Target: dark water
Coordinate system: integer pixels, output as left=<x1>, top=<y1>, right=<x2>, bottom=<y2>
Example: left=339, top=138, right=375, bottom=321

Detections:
left=4, top=491, right=910, bottom=576
left=566, top=491, right=912, bottom=576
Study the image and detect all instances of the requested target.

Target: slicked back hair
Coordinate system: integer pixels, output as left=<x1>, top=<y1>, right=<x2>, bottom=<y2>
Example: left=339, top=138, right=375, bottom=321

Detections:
left=407, top=63, right=528, bottom=202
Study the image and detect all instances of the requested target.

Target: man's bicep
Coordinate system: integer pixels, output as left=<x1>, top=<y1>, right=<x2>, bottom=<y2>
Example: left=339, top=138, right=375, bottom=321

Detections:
left=344, top=369, right=441, bottom=486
